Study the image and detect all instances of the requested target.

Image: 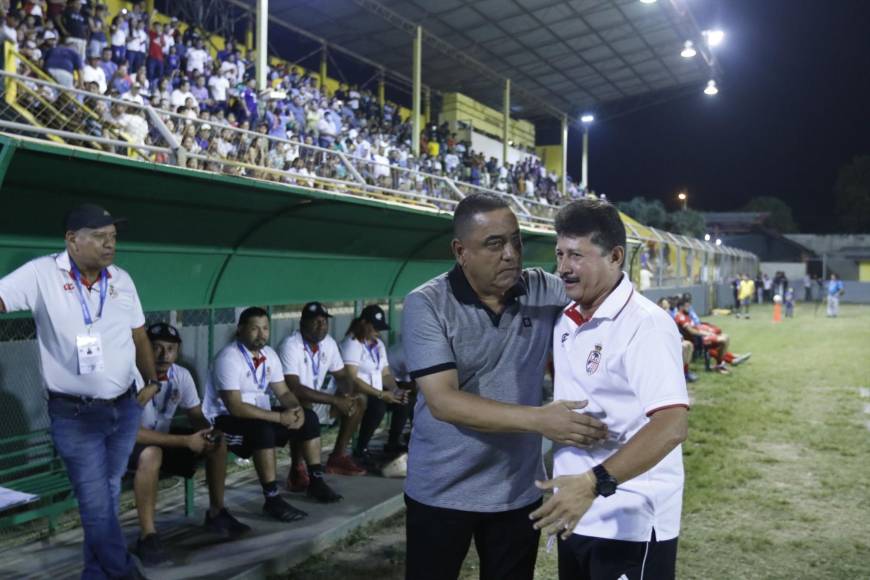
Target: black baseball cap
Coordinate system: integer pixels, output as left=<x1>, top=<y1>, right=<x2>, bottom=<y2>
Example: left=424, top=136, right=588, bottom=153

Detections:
left=301, top=302, right=332, bottom=320
left=147, top=322, right=182, bottom=344
left=64, top=204, right=126, bottom=232
left=360, top=304, right=390, bottom=331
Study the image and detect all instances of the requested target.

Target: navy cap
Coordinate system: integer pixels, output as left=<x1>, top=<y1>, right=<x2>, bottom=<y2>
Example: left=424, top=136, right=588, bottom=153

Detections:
left=64, top=204, right=126, bottom=232
left=147, top=322, right=182, bottom=344
left=301, top=302, right=332, bottom=320
left=360, top=304, right=390, bottom=331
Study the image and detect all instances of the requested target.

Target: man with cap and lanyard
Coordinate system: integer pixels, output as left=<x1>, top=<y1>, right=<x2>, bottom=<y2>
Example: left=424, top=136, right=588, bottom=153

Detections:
left=128, top=323, right=251, bottom=567
left=0, top=204, right=160, bottom=579
left=277, top=301, right=369, bottom=490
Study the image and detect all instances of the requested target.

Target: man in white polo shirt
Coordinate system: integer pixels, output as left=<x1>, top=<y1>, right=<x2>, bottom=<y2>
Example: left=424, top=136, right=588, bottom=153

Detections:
left=129, top=323, right=251, bottom=567
left=0, top=204, right=160, bottom=579
left=278, top=302, right=367, bottom=490
left=203, top=307, right=341, bottom=523
left=530, top=199, right=689, bottom=580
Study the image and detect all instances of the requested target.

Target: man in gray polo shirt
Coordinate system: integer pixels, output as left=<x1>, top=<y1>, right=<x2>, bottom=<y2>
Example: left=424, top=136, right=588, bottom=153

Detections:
left=401, top=193, right=608, bottom=580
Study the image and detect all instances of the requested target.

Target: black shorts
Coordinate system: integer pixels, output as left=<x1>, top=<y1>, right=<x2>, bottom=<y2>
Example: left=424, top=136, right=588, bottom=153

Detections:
left=214, top=407, right=320, bottom=459
left=558, top=529, right=678, bottom=580
left=127, top=428, right=201, bottom=479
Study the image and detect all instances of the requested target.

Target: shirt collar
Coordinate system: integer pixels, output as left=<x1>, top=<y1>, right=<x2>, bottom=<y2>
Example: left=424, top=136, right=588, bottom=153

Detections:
left=56, top=251, right=113, bottom=285
left=447, top=264, right=528, bottom=308
left=563, top=272, right=633, bottom=324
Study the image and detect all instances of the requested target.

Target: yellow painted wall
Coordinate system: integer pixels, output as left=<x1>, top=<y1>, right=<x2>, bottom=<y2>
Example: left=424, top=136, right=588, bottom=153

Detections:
left=859, top=260, right=870, bottom=282
left=438, top=92, right=535, bottom=149
left=535, top=144, right=563, bottom=178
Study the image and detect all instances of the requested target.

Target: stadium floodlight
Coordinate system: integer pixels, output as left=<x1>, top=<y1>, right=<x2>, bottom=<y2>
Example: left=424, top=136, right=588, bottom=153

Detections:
left=715, top=238, right=723, bottom=246
left=704, top=80, right=719, bottom=96
left=581, top=114, right=595, bottom=124
left=681, top=41, right=697, bottom=59
left=704, top=233, right=711, bottom=242
left=703, top=29, right=725, bottom=47
left=639, top=0, right=657, bottom=4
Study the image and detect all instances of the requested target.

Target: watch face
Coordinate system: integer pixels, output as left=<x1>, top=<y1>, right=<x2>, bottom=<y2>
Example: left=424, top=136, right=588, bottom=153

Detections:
left=597, top=480, right=618, bottom=497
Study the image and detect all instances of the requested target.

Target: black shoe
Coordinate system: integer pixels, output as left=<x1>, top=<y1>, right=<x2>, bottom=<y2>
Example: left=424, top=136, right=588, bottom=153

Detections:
left=136, top=533, right=170, bottom=567
left=262, top=496, right=308, bottom=522
left=205, top=508, right=252, bottom=539
left=383, top=442, right=409, bottom=455
left=307, top=477, right=343, bottom=503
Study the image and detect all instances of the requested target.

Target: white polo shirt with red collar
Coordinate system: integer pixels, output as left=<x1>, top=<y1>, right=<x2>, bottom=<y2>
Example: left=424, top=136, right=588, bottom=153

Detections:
left=0, top=251, right=146, bottom=398
left=340, top=336, right=388, bottom=391
left=202, top=342, right=283, bottom=422
left=552, top=273, right=689, bottom=542
left=277, top=330, right=344, bottom=423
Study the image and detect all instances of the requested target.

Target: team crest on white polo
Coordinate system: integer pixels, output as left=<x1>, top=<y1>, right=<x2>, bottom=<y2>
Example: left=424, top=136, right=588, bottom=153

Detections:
left=586, top=343, right=603, bottom=375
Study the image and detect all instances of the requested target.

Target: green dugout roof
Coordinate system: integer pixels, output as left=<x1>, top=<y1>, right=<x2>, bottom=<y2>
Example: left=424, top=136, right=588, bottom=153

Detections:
left=0, top=136, right=558, bottom=310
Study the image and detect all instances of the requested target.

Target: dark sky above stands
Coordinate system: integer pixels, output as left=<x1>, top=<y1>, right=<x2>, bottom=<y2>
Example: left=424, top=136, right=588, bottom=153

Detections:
left=565, top=0, right=870, bottom=232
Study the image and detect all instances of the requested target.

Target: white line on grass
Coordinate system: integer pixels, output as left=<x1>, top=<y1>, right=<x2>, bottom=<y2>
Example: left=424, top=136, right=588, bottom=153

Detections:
left=859, top=387, right=870, bottom=398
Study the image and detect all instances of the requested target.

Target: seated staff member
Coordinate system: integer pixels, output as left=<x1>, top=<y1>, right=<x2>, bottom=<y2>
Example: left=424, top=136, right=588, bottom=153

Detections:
left=203, top=307, right=341, bottom=523
left=277, top=301, right=367, bottom=489
left=657, top=298, right=698, bottom=384
left=341, top=305, right=409, bottom=459
left=531, top=199, right=689, bottom=580
left=130, top=323, right=251, bottom=567
left=0, top=204, right=159, bottom=580
left=674, top=298, right=750, bottom=373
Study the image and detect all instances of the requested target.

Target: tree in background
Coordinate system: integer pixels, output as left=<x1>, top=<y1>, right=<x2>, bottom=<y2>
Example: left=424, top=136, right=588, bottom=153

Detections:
left=741, top=196, right=799, bottom=233
left=616, top=197, right=668, bottom=229
left=834, top=155, right=870, bottom=233
left=667, top=209, right=706, bottom=239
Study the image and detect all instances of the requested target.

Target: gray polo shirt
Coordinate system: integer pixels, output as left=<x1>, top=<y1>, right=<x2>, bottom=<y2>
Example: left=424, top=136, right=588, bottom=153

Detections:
left=402, top=265, right=568, bottom=512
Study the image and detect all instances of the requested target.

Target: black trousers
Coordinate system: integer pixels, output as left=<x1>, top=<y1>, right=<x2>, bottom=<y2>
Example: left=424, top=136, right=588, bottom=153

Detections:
left=405, top=494, right=541, bottom=580
left=557, top=529, right=678, bottom=580
left=355, top=394, right=410, bottom=454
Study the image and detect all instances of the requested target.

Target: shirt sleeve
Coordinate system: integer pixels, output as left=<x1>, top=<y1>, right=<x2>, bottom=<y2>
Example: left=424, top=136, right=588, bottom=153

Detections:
left=127, top=275, right=146, bottom=329
left=0, top=259, right=39, bottom=313
left=277, top=338, right=302, bottom=377
left=340, top=338, right=363, bottom=367
left=212, top=352, right=241, bottom=391
left=326, top=339, right=344, bottom=373
left=378, top=339, right=389, bottom=372
left=401, top=291, right=456, bottom=380
left=177, top=367, right=201, bottom=408
left=625, top=323, right=690, bottom=416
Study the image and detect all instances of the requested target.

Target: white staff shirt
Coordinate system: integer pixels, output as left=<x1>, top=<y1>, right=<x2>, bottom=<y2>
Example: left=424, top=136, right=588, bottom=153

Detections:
left=0, top=251, right=145, bottom=398
left=552, top=273, right=689, bottom=542
left=203, top=343, right=283, bottom=422
left=140, top=363, right=199, bottom=433
left=277, top=330, right=344, bottom=424
left=340, top=336, right=388, bottom=391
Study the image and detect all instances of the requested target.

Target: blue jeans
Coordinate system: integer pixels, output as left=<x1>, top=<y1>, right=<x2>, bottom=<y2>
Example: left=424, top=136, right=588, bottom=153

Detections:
left=49, top=391, right=142, bottom=580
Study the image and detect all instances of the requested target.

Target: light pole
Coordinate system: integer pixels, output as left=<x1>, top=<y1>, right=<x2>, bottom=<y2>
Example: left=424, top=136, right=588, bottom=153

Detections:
left=580, top=114, right=594, bottom=192
left=677, top=191, right=688, bottom=210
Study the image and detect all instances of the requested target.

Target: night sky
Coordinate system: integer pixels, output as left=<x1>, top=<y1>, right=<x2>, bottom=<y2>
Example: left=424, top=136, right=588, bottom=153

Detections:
left=570, top=0, right=870, bottom=232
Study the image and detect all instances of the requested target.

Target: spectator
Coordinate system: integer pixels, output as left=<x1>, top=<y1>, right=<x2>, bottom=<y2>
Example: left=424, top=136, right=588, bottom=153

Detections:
left=737, top=273, right=755, bottom=319
left=87, top=3, right=107, bottom=58
left=129, top=323, right=251, bottom=567
left=202, top=307, right=340, bottom=522
left=185, top=36, right=210, bottom=76
left=111, top=60, right=132, bottom=94
left=125, top=18, right=147, bottom=75
left=121, top=82, right=144, bottom=105
left=170, top=77, right=195, bottom=109
left=146, top=21, right=164, bottom=83
left=190, top=75, right=210, bottom=110
left=109, top=10, right=127, bottom=63
left=826, top=273, right=844, bottom=317
left=44, top=36, right=82, bottom=88
left=97, top=45, right=117, bottom=85
left=208, top=67, right=231, bottom=112
left=59, top=0, right=87, bottom=60
left=81, top=54, right=107, bottom=93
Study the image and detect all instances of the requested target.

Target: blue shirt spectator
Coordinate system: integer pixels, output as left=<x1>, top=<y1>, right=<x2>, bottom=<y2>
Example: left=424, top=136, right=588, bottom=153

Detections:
left=827, top=278, right=844, bottom=296
left=44, top=45, right=83, bottom=73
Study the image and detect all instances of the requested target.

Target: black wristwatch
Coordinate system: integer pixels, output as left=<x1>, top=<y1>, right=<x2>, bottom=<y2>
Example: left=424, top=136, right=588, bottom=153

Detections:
left=592, top=464, right=618, bottom=497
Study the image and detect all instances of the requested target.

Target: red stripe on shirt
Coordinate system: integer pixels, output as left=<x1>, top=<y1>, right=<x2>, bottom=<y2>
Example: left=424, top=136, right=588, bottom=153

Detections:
left=646, top=403, right=690, bottom=417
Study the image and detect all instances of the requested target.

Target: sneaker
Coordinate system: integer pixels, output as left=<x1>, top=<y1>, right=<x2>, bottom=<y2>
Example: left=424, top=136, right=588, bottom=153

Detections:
left=685, top=371, right=699, bottom=383
left=287, top=462, right=309, bottom=492
left=307, top=477, right=343, bottom=503
left=731, top=352, right=752, bottom=366
left=326, top=453, right=367, bottom=476
left=136, top=533, right=170, bottom=567
left=204, top=508, right=252, bottom=539
left=262, top=496, right=308, bottom=522
left=713, top=363, right=731, bottom=375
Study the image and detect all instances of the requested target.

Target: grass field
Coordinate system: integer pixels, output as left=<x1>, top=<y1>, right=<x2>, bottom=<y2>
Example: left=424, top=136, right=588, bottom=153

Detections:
left=285, top=303, right=870, bottom=580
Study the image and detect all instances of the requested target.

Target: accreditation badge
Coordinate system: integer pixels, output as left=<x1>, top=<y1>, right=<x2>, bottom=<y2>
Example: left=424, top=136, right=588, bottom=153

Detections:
left=76, top=333, right=105, bottom=375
